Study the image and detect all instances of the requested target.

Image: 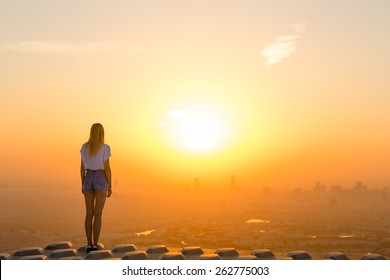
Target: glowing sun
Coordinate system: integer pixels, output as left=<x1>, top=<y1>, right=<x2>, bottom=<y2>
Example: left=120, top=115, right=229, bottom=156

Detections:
left=159, top=106, right=231, bottom=151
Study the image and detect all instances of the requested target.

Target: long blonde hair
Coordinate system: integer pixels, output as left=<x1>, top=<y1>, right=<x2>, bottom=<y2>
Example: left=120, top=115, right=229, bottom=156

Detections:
left=86, top=123, right=105, bottom=156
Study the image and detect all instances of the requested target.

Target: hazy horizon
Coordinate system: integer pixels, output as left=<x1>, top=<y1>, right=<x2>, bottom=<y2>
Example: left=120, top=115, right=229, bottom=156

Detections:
left=1, top=178, right=389, bottom=254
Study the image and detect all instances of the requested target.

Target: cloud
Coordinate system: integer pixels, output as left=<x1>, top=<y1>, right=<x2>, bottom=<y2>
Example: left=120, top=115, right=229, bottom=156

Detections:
left=0, top=41, right=145, bottom=54
left=261, top=23, right=306, bottom=65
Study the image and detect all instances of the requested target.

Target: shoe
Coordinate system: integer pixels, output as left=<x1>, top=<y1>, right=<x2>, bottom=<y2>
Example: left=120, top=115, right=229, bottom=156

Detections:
left=86, top=245, right=93, bottom=253
left=92, top=245, right=100, bottom=251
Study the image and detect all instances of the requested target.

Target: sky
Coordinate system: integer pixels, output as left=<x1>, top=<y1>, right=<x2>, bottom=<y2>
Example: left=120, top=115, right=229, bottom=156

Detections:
left=1, top=0, right=390, bottom=191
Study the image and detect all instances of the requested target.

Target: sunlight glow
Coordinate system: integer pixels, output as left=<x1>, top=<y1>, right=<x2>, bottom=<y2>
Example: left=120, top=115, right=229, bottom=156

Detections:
left=159, top=105, right=231, bottom=152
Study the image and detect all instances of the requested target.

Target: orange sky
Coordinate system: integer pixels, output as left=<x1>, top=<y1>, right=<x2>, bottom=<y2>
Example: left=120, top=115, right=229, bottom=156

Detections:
left=1, top=0, right=390, bottom=191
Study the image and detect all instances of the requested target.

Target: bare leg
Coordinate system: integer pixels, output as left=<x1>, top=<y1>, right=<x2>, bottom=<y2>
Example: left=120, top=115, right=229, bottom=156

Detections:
left=83, top=191, right=95, bottom=246
left=93, top=190, right=107, bottom=246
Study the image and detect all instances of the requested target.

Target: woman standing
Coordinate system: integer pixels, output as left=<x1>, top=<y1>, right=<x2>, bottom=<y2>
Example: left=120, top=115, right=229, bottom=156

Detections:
left=80, top=123, right=112, bottom=253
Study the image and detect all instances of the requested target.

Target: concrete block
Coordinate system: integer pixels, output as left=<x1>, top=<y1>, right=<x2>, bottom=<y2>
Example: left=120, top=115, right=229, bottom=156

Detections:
left=20, top=255, right=47, bottom=260
left=112, top=244, right=137, bottom=253
left=238, top=255, right=258, bottom=260
left=160, top=252, right=185, bottom=260
left=361, top=253, right=385, bottom=260
left=122, top=251, right=149, bottom=260
left=200, top=254, right=222, bottom=260
left=251, top=249, right=276, bottom=260
left=49, top=249, right=77, bottom=258
left=60, top=256, right=84, bottom=260
left=215, top=248, right=239, bottom=258
left=180, top=246, right=204, bottom=256
left=323, top=252, right=349, bottom=260
left=287, top=251, right=312, bottom=260
left=85, top=250, right=113, bottom=260
left=45, top=241, right=72, bottom=250
left=13, top=247, right=44, bottom=257
left=0, top=253, right=10, bottom=260
left=146, top=245, right=169, bottom=254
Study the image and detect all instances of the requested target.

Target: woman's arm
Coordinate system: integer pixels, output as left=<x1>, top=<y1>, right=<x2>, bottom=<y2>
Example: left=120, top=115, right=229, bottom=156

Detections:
left=80, top=159, right=86, bottom=193
left=104, top=158, right=112, bottom=197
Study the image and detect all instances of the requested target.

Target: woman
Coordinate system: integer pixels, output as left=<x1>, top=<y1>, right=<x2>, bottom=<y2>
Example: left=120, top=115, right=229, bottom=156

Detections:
left=80, top=123, right=112, bottom=253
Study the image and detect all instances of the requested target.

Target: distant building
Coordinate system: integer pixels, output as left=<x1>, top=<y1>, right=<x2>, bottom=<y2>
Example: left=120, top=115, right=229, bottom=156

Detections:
left=330, top=185, right=342, bottom=193
left=313, top=181, right=326, bottom=193
left=354, top=181, right=368, bottom=191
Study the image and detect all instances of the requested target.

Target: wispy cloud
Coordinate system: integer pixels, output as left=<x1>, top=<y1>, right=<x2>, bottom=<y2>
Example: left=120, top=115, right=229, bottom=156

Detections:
left=0, top=41, right=145, bottom=54
left=261, top=23, right=306, bottom=65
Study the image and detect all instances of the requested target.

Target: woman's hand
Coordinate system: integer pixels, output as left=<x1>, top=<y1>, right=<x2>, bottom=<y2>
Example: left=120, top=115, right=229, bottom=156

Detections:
left=107, top=187, right=112, bottom=198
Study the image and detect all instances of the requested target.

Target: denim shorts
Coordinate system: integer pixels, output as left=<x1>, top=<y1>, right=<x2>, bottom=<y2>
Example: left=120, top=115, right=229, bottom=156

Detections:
left=83, top=170, right=109, bottom=192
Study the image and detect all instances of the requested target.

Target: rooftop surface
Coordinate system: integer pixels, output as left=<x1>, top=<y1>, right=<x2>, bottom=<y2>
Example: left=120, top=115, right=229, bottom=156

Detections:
left=1, top=241, right=389, bottom=260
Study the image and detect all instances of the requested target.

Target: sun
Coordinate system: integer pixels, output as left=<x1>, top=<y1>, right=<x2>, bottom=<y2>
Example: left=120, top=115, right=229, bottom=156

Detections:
left=159, top=105, right=231, bottom=152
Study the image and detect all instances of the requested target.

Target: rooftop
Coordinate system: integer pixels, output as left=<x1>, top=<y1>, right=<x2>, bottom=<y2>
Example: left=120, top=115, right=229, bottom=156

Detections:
left=1, top=241, right=388, bottom=260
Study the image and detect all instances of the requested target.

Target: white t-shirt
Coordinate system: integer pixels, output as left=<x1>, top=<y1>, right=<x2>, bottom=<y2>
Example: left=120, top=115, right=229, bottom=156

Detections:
left=80, top=143, right=111, bottom=170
